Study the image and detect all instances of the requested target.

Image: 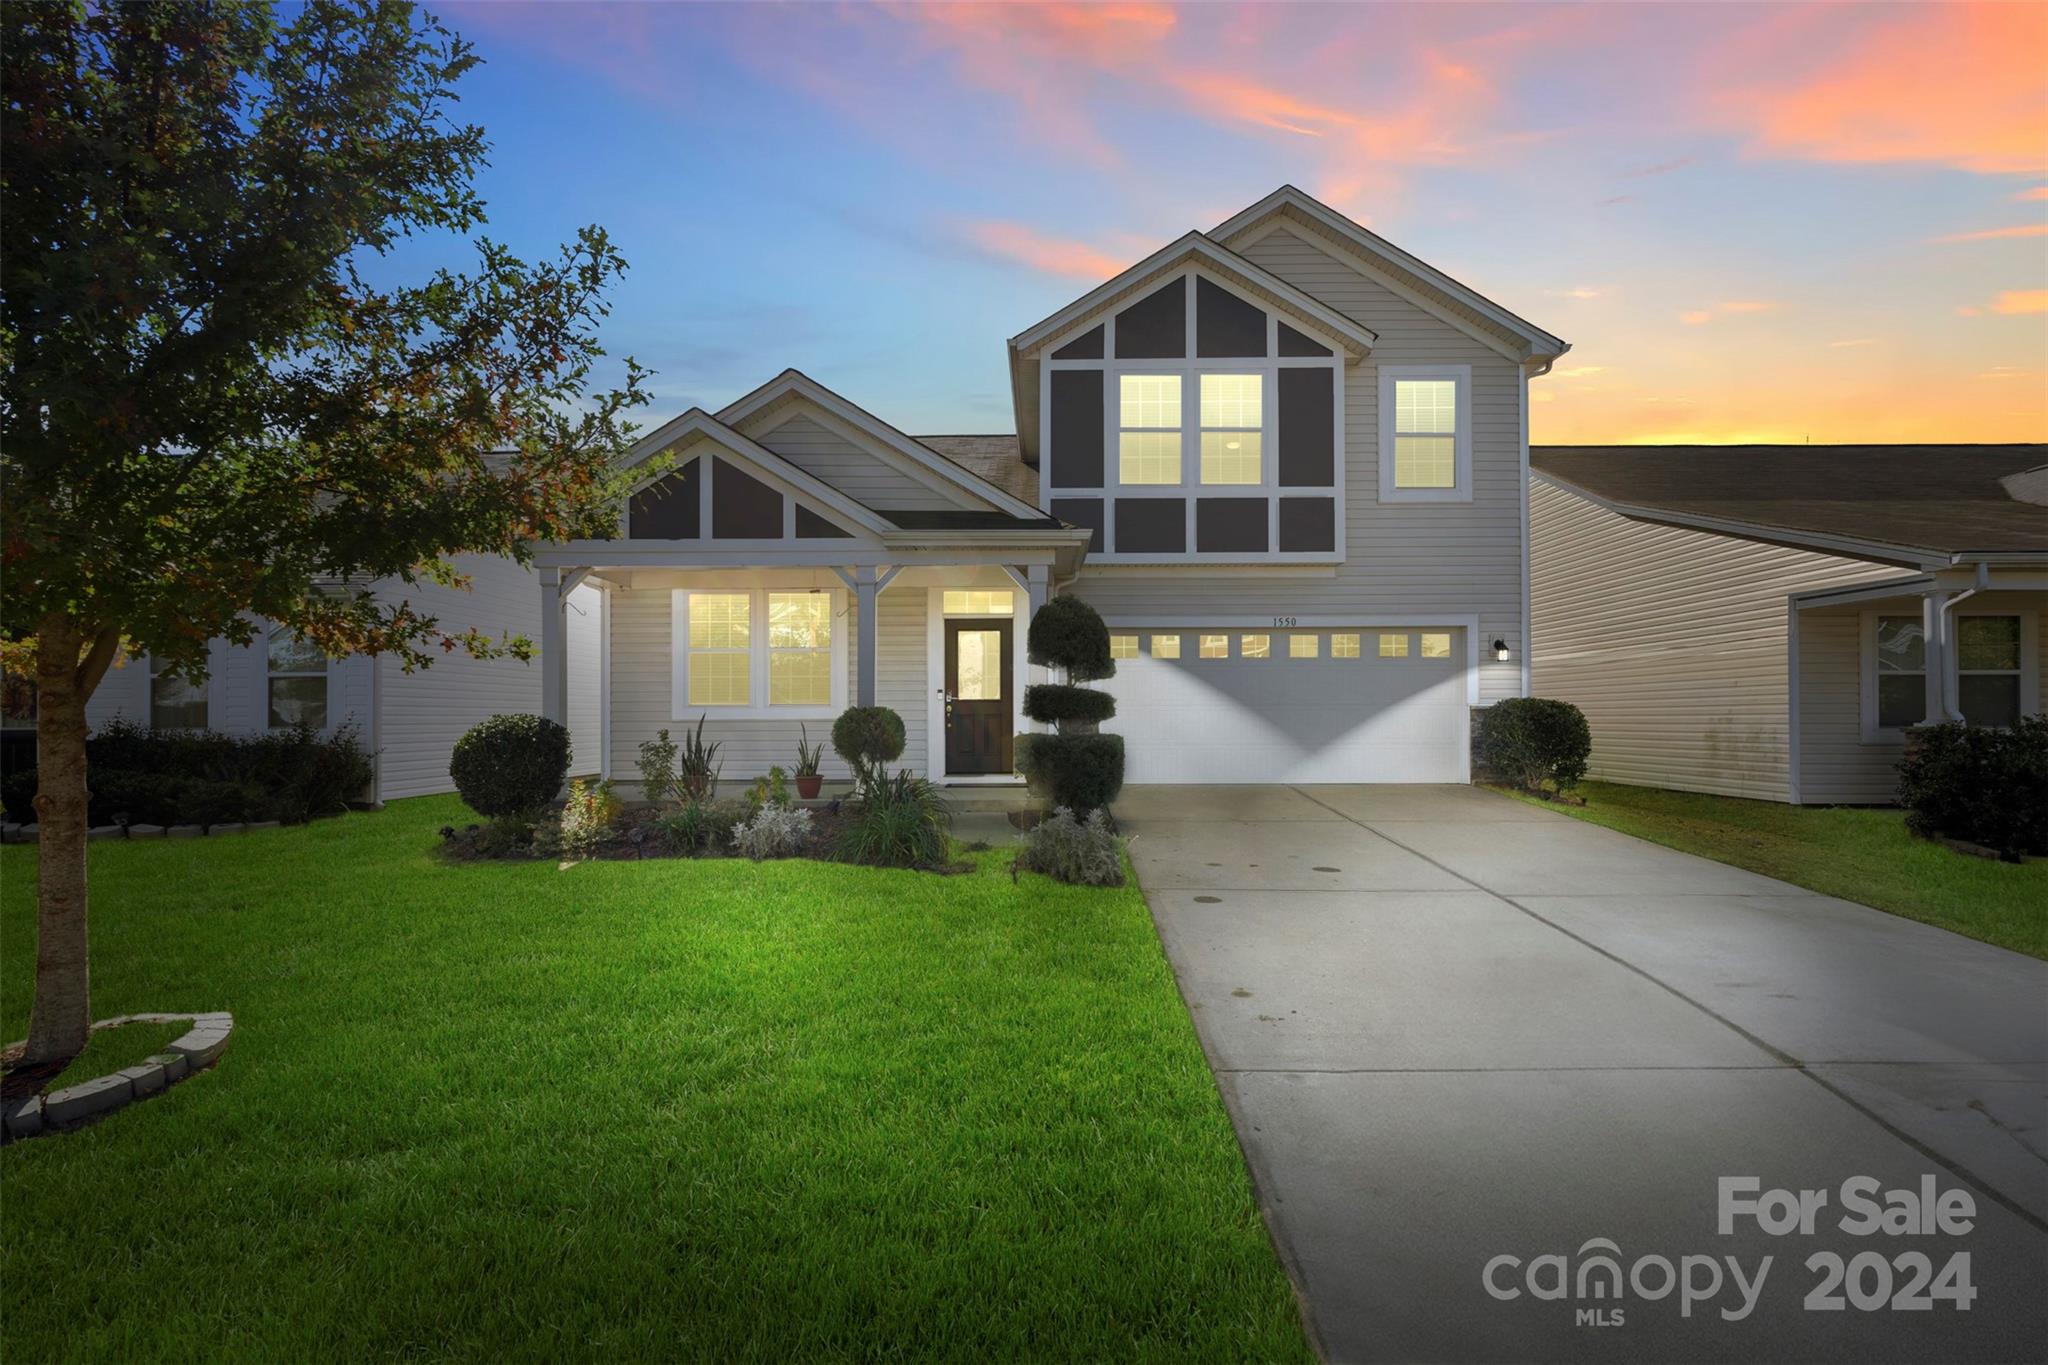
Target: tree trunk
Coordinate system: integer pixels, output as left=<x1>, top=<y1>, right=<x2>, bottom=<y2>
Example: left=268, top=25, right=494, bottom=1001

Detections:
left=20, top=614, right=103, bottom=1068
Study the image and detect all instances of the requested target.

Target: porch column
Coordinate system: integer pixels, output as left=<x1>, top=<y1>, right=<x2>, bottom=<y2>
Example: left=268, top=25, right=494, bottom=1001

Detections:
left=1920, top=588, right=1951, bottom=726
left=853, top=566, right=879, bottom=707
left=539, top=566, right=567, bottom=726
left=1022, top=564, right=1050, bottom=623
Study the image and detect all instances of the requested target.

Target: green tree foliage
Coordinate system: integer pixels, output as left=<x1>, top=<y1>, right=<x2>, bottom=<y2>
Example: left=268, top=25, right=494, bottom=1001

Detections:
left=0, top=1, right=646, bottom=1068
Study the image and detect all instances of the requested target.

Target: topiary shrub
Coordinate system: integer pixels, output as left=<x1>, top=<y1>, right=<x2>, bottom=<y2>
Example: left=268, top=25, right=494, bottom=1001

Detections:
left=1027, top=594, right=1115, bottom=682
left=449, top=714, right=572, bottom=818
left=831, top=705, right=905, bottom=790
left=1018, top=733, right=1125, bottom=814
left=1477, top=698, right=1591, bottom=795
left=1022, top=683, right=1116, bottom=729
left=1896, top=716, right=2047, bottom=861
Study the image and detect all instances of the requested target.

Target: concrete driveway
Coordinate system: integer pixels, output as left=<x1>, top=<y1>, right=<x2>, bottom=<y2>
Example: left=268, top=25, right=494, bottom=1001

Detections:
left=1117, top=785, right=2048, bottom=1364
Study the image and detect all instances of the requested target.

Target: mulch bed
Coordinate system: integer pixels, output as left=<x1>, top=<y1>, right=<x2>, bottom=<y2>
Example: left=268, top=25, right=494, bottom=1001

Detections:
left=438, top=803, right=977, bottom=874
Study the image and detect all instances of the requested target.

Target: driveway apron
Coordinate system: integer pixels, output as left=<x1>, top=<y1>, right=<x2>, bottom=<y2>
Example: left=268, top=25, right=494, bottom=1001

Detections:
left=1117, top=784, right=2048, bottom=1364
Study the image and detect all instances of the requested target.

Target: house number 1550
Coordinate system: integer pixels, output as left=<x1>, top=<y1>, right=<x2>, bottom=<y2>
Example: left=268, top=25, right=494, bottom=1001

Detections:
left=1272, top=616, right=1297, bottom=628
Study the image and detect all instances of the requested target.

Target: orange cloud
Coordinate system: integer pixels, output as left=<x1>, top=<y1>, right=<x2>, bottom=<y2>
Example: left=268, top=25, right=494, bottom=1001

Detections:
left=1682, top=300, right=1779, bottom=325
left=1931, top=224, right=2048, bottom=243
left=1993, top=290, right=2048, bottom=314
left=961, top=221, right=1127, bottom=280
left=1721, top=5, right=2048, bottom=175
left=1544, top=287, right=1605, bottom=300
left=2018, top=187, right=2048, bottom=201
left=1829, top=338, right=1878, bottom=348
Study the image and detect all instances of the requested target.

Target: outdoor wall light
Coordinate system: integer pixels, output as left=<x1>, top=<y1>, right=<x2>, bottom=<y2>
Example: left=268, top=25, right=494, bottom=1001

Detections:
left=1493, top=638, right=1511, bottom=662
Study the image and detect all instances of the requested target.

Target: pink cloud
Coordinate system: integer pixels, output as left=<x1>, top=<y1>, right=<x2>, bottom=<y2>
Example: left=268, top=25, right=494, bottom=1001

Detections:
left=961, top=221, right=1129, bottom=280
left=1930, top=224, right=2048, bottom=243
left=2018, top=187, right=2048, bottom=202
left=1681, top=300, right=1779, bottom=325
left=1715, top=5, right=2048, bottom=175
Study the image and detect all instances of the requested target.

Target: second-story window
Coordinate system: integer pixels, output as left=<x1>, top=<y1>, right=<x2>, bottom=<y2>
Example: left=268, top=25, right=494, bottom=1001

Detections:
left=1118, top=374, right=1181, bottom=484
left=1199, top=374, right=1262, bottom=485
left=1379, top=364, right=1472, bottom=503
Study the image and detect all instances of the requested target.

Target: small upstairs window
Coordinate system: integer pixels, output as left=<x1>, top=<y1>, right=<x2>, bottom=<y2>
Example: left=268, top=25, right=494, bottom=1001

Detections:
left=1199, top=374, right=1262, bottom=485
left=1379, top=365, right=1471, bottom=502
left=1118, top=375, right=1181, bottom=485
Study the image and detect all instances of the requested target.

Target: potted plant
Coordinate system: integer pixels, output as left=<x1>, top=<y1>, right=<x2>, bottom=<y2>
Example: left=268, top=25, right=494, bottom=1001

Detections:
left=793, top=724, right=824, bottom=800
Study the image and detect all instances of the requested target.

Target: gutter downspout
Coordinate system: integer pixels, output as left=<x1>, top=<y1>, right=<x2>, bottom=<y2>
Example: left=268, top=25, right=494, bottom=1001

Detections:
left=1935, top=562, right=1991, bottom=721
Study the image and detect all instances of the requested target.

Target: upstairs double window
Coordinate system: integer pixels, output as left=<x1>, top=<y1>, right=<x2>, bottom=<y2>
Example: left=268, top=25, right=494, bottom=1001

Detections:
left=1114, top=373, right=1264, bottom=486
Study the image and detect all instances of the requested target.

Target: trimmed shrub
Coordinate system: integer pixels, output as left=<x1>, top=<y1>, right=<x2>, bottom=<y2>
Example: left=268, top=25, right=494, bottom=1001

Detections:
left=831, top=706, right=905, bottom=788
left=1027, top=594, right=1115, bottom=682
left=1022, top=683, right=1116, bottom=728
left=89, top=771, right=187, bottom=827
left=835, top=769, right=950, bottom=867
left=1896, top=716, right=2047, bottom=861
left=66, top=718, right=372, bottom=826
left=732, top=804, right=814, bottom=861
left=1477, top=698, right=1592, bottom=794
left=2, top=768, right=36, bottom=824
left=1013, top=806, right=1124, bottom=887
left=1017, top=733, right=1125, bottom=814
left=449, top=714, right=571, bottom=818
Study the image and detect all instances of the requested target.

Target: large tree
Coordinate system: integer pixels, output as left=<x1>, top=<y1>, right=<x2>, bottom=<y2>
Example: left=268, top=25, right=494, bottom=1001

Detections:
left=1, top=0, right=646, bottom=1072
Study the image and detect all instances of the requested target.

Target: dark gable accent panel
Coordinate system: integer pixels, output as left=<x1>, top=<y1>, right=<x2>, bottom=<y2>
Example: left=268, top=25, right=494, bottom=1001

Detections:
left=1048, top=370, right=1104, bottom=489
left=1277, top=367, right=1336, bottom=487
left=1277, top=322, right=1333, bottom=357
left=1050, top=497, right=1104, bottom=554
left=1196, top=278, right=1267, bottom=358
left=628, top=459, right=699, bottom=539
left=1196, top=498, right=1268, bottom=554
left=711, top=458, right=784, bottom=539
left=1051, top=324, right=1104, bottom=360
left=1113, top=498, right=1186, bottom=554
left=794, top=504, right=853, bottom=539
left=1278, top=497, right=1336, bottom=552
left=1113, top=277, right=1186, bottom=359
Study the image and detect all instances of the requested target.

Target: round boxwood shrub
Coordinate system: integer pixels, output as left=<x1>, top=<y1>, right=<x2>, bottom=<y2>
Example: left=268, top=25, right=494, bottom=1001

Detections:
left=1477, top=698, right=1591, bottom=795
left=1018, top=733, right=1125, bottom=813
left=1027, top=594, right=1115, bottom=682
left=449, top=714, right=572, bottom=818
left=1022, top=683, right=1116, bottom=728
left=831, top=705, right=906, bottom=780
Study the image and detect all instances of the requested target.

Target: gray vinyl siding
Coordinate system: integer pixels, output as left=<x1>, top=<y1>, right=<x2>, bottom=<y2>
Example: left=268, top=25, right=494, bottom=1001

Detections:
left=1798, top=590, right=2048, bottom=805
left=605, top=579, right=930, bottom=792
left=1063, top=225, right=1525, bottom=705
left=1530, top=477, right=1896, bottom=802
left=86, top=623, right=374, bottom=745
left=751, top=413, right=959, bottom=512
left=372, top=553, right=553, bottom=801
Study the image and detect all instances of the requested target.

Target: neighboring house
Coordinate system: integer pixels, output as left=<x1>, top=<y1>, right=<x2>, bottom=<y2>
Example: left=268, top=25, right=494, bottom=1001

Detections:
left=83, top=555, right=605, bottom=803
left=531, top=186, right=1570, bottom=790
left=1531, top=445, right=2047, bottom=804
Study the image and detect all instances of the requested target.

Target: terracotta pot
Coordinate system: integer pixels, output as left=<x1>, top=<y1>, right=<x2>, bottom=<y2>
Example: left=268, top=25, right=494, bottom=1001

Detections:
left=795, top=774, right=823, bottom=800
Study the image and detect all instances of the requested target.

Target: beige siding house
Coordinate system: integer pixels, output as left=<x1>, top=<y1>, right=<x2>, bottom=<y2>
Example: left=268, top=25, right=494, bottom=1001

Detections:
left=531, top=187, right=1572, bottom=791
left=1532, top=446, right=2048, bottom=805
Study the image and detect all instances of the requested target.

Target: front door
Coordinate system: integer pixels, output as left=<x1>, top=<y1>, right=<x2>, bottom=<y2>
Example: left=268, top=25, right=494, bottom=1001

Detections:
left=944, top=618, right=1013, bottom=775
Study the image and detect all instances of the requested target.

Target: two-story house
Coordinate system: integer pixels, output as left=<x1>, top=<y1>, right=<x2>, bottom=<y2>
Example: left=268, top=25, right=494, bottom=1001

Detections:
left=530, top=186, right=1569, bottom=789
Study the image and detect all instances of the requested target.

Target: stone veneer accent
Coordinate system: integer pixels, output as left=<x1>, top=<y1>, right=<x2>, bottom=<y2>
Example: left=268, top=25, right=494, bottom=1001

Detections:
left=3, top=1012, right=233, bottom=1142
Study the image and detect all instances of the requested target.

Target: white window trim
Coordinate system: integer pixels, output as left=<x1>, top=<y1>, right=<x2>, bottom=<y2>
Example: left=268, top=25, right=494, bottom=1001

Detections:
left=1378, top=363, right=1472, bottom=504
left=1859, top=607, right=2039, bottom=742
left=1037, top=263, right=1347, bottom=565
left=262, top=627, right=338, bottom=732
left=670, top=587, right=849, bottom=721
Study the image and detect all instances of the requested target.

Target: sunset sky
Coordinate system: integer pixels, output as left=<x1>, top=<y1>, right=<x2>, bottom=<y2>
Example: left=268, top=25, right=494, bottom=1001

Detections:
left=430, top=1, right=2048, bottom=444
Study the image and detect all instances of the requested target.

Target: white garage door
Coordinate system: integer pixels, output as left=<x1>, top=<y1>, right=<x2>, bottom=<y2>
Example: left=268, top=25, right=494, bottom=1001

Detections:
left=1104, top=627, right=1470, bottom=784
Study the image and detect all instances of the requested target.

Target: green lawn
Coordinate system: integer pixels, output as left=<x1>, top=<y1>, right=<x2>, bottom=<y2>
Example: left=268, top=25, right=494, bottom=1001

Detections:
left=1, top=797, right=1309, bottom=1362
left=1503, top=781, right=2047, bottom=960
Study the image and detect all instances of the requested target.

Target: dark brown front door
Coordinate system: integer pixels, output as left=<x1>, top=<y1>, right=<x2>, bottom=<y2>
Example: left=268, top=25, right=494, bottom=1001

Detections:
left=944, top=618, right=1013, bottom=775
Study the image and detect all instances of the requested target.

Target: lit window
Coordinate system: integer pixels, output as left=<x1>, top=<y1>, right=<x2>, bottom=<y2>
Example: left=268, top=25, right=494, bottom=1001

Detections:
left=1874, top=616, right=1923, bottom=729
left=1331, top=633, right=1361, bottom=659
left=1150, top=634, right=1181, bottom=659
left=1957, top=616, right=2022, bottom=727
left=956, top=629, right=1003, bottom=701
left=688, top=592, right=752, bottom=707
left=1241, top=634, right=1270, bottom=659
left=266, top=629, right=327, bottom=730
left=1420, top=632, right=1452, bottom=659
left=1199, top=634, right=1228, bottom=659
left=1289, top=634, right=1319, bottom=659
left=1200, top=374, right=1262, bottom=485
left=1379, top=633, right=1410, bottom=658
left=151, top=655, right=210, bottom=730
left=1393, top=379, right=1458, bottom=489
left=1109, top=634, right=1138, bottom=659
left=941, top=590, right=1013, bottom=616
left=1119, top=374, right=1181, bottom=484
left=768, top=593, right=833, bottom=707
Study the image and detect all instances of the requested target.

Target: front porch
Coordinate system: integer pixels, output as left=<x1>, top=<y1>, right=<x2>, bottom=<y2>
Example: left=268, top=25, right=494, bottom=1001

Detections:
left=531, top=551, right=1076, bottom=791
